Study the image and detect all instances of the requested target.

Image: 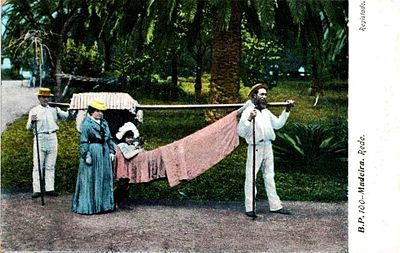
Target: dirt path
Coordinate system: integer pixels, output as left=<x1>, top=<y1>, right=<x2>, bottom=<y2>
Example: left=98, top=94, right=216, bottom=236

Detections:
left=1, top=81, right=39, bottom=133
left=1, top=193, right=347, bottom=252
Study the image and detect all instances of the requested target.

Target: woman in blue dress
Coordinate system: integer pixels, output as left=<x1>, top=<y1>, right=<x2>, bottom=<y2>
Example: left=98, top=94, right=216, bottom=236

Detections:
left=72, top=100, right=116, bottom=214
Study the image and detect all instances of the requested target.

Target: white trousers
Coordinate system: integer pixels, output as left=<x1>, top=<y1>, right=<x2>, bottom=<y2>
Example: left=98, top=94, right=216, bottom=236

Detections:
left=32, top=133, right=58, bottom=193
left=245, top=141, right=282, bottom=212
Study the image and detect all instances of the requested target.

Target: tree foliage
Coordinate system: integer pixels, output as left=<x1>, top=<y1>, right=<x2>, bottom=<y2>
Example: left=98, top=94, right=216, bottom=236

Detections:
left=283, top=0, right=348, bottom=90
left=2, top=0, right=83, bottom=99
left=2, top=0, right=348, bottom=103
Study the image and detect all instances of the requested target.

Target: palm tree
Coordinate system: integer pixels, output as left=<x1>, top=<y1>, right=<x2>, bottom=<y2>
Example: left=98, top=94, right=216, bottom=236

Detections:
left=88, top=0, right=149, bottom=72
left=3, top=0, right=83, bottom=100
left=284, top=0, right=348, bottom=105
left=203, top=0, right=347, bottom=116
left=206, top=0, right=242, bottom=120
left=205, top=0, right=276, bottom=120
left=185, top=0, right=212, bottom=101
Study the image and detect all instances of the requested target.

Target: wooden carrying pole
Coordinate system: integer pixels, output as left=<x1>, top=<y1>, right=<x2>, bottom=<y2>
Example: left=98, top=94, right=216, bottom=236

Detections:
left=49, top=102, right=291, bottom=110
left=34, top=121, right=45, bottom=206
left=137, top=102, right=289, bottom=110
left=252, top=118, right=256, bottom=220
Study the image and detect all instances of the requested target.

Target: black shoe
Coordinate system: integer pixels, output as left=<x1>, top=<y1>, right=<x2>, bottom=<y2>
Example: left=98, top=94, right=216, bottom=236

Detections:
left=45, top=191, right=59, bottom=197
left=245, top=211, right=257, bottom=218
left=32, top=192, right=41, bottom=198
left=270, top=208, right=291, bottom=215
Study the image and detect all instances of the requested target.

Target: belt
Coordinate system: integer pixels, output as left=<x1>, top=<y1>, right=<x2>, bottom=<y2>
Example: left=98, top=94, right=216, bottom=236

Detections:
left=38, top=130, right=57, bottom=134
left=81, top=139, right=105, bottom=144
left=252, top=139, right=272, bottom=145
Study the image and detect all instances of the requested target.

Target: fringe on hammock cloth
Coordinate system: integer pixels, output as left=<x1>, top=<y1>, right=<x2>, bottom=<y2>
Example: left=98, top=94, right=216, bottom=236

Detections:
left=115, top=110, right=240, bottom=187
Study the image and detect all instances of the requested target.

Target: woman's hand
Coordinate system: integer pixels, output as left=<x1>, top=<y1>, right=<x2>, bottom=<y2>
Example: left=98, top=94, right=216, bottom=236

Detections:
left=85, top=152, right=92, bottom=165
left=109, top=153, right=115, bottom=162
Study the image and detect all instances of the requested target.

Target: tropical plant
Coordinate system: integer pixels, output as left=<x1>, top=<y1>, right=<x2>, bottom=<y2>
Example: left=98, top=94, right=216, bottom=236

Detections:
left=283, top=0, right=348, bottom=104
left=62, top=39, right=102, bottom=78
left=183, top=0, right=212, bottom=101
left=273, top=123, right=347, bottom=173
left=207, top=0, right=243, bottom=110
left=240, top=30, right=283, bottom=87
left=181, top=0, right=347, bottom=118
left=2, top=0, right=347, bottom=107
left=2, top=0, right=85, bottom=99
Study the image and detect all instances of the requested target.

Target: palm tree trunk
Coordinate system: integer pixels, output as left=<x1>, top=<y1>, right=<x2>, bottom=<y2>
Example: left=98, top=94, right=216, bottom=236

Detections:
left=310, top=54, right=325, bottom=106
left=195, top=46, right=204, bottom=101
left=54, top=11, right=79, bottom=102
left=171, top=50, right=178, bottom=99
left=54, top=56, right=62, bottom=102
left=102, top=34, right=112, bottom=72
left=208, top=0, right=241, bottom=121
left=305, top=4, right=325, bottom=106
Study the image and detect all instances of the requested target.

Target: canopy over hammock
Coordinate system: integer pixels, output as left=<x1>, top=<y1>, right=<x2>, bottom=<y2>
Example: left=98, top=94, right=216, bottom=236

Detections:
left=68, top=92, right=143, bottom=136
left=68, top=92, right=139, bottom=112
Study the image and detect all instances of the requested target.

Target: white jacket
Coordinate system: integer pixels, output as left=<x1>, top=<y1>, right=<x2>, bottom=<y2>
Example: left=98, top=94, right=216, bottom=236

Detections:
left=237, top=102, right=289, bottom=144
left=26, top=105, right=69, bottom=132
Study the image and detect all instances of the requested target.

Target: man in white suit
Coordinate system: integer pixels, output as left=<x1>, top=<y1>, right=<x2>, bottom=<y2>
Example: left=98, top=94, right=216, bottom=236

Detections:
left=237, top=83, right=294, bottom=218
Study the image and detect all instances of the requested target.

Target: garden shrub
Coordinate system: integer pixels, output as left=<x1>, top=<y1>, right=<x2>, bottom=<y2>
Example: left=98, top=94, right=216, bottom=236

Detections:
left=1, top=117, right=35, bottom=190
left=273, top=122, right=347, bottom=175
left=0, top=116, right=80, bottom=193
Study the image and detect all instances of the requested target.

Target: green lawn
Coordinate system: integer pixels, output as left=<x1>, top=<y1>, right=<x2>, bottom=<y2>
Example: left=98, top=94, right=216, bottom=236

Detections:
left=1, top=79, right=348, bottom=202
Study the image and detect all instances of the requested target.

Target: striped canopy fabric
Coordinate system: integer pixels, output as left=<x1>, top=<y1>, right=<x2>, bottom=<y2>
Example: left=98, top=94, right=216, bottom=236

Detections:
left=69, top=92, right=143, bottom=133
left=68, top=92, right=139, bottom=112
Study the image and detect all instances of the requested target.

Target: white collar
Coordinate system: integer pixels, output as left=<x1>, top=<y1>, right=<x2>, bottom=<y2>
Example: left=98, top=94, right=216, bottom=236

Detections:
left=90, top=115, right=101, bottom=125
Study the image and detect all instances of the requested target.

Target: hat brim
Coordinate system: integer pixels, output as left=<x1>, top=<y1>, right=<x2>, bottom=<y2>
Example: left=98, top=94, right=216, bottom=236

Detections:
left=89, top=101, right=108, bottom=110
left=91, top=105, right=108, bottom=110
left=35, top=92, right=54, bottom=96
left=116, top=122, right=139, bottom=140
left=247, top=83, right=268, bottom=97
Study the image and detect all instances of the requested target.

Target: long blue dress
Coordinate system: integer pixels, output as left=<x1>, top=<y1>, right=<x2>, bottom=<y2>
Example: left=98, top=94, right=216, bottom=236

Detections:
left=72, top=116, right=116, bottom=214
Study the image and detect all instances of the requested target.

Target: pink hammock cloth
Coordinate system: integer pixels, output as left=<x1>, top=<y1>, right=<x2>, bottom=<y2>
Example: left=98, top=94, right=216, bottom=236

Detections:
left=115, top=110, right=239, bottom=187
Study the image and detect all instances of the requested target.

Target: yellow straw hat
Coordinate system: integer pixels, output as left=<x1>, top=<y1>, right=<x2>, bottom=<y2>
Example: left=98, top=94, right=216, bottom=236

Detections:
left=247, top=83, right=268, bottom=98
left=88, top=100, right=108, bottom=111
left=35, top=88, right=54, bottom=97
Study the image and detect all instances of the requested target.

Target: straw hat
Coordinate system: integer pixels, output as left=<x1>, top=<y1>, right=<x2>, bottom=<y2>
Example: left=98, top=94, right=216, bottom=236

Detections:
left=116, top=122, right=140, bottom=140
left=35, top=88, right=54, bottom=97
left=88, top=100, right=108, bottom=111
left=247, top=83, right=268, bottom=97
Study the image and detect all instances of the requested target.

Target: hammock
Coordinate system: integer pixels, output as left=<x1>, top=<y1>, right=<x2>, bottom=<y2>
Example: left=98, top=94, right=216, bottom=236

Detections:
left=115, top=110, right=240, bottom=187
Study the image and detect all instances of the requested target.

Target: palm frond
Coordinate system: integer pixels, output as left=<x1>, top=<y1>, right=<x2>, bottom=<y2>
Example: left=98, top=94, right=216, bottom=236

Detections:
left=253, top=0, right=275, bottom=27
left=241, top=0, right=262, bottom=37
left=167, top=0, right=177, bottom=23
left=274, top=123, right=348, bottom=172
left=147, top=0, right=156, bottom=16
left=180, top=0, right=198, bottom=22
left=210, top=0, right=231, bottom=31
left=286, top=0, right=307, bottom=24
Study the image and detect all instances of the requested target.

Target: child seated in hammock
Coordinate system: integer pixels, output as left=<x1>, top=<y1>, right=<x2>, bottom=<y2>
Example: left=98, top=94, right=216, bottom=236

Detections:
left=116, top=122, right=144, bottom=159
left=114, top=122, right=144, bottom=208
